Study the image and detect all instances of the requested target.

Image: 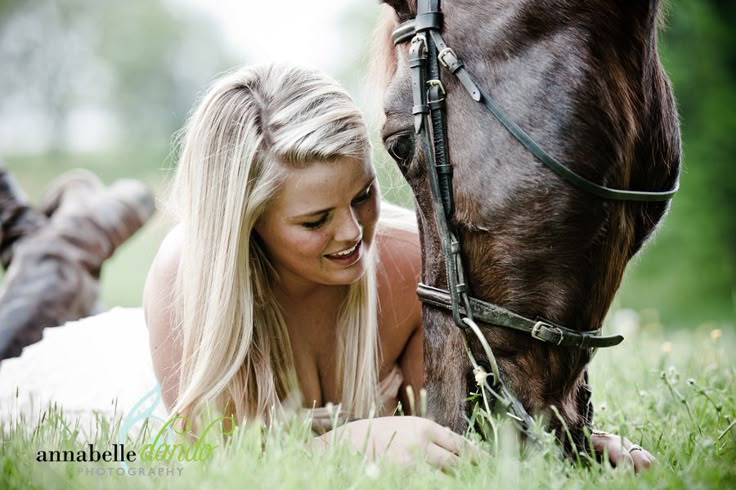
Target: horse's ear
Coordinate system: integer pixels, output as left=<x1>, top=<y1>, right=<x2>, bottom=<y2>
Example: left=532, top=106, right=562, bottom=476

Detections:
left=381, top=0, right=413, bottom=19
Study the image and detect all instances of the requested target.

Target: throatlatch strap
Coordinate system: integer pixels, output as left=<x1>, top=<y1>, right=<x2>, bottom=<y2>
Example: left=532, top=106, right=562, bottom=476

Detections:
left=417, top=283, right=624, bottom=349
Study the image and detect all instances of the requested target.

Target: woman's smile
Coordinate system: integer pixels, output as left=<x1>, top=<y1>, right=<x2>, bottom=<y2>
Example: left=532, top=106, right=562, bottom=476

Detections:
left=324, top=239, right=362, bottom=265
left=254, top=156, right=379, bottom=290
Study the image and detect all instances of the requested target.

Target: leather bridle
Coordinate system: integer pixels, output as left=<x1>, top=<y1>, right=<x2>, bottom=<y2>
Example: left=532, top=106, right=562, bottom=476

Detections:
left=390, top=0, right=679, bottom=442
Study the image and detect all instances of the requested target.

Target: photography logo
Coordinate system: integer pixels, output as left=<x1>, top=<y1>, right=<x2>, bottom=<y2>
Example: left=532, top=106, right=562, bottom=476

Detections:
left=36, top=385, right=232, bottom=478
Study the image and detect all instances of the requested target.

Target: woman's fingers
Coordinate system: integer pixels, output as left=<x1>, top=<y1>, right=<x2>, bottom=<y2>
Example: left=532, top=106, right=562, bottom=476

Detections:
left=428, top=422, right=482, bottom=463
left=591, top=432, right=630, bottom=467
left=591, top=431, right=656, bottom=473
left=628, top=445, right=656, bottom=473
left=424, top=442, right=461, bottom=470
left=428, top=423, right=462, bottom=454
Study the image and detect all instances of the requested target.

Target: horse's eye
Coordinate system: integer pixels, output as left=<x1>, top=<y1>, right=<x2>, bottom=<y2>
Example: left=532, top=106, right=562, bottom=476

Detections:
left=384, top=131, right=415, bottom=166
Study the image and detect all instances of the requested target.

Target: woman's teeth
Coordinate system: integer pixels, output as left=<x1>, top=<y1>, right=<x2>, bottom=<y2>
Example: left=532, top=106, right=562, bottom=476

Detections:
left=331, top=242, right=358, bottom=257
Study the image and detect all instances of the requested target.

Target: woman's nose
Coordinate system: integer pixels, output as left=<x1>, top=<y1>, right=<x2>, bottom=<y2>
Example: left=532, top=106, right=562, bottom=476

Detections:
left=334, top=209, right=362, bottom=243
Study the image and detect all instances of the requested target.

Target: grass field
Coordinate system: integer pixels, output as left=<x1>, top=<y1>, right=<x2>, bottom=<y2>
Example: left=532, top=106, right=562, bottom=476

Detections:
left=1, top=322, right=733, bottom=489
left=2, top=150, right=734, bottom=488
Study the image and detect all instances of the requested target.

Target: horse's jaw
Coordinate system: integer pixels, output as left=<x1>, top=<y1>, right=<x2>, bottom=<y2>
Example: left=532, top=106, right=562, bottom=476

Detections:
left=416, top=212, right=597, bottom=444
left=421, top=307, right=469, bottom=432
left=422, top=307, right=592, bottom=443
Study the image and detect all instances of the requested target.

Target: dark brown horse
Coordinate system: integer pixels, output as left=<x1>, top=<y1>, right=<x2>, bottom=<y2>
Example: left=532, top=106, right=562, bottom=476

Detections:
left=374, top=0, right=681, bottom=449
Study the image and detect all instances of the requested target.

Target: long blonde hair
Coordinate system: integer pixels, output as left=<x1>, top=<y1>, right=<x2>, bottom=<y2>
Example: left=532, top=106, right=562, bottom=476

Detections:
left=167, top=64, right=379, bottom=432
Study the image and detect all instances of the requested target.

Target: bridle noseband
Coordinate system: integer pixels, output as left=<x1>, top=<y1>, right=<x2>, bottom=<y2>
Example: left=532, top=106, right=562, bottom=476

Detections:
left=391, top=0, right=679, bottom=443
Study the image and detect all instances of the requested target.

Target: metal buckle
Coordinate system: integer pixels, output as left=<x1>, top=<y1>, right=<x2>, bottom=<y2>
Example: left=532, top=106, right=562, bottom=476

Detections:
left=426, top=79, right=446, bottom=108
left=531, top=321, right=565, bottom=346
left=410, top=35, right=427, bottom=60
left=426, top=79, right=446, bottom=98
left=438, top=47, right=458, bottom=69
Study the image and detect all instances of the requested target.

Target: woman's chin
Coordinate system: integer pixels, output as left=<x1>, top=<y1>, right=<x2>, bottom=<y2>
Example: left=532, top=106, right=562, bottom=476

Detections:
left=321, top=256, right=368, bottom=285
left=336, top=261, right=368, bottom=285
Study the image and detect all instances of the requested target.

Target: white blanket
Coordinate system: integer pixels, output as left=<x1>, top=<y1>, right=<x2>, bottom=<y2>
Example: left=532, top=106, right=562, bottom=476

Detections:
left=0, top=307, right=168, bottom=433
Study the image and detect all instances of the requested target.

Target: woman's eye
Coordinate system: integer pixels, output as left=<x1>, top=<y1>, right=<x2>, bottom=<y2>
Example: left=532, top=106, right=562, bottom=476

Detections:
left=352, top=185, right=373, bottom=205
left=302, top=215, right=327, bottom=229
left=385, top=132, right=415, bottom=166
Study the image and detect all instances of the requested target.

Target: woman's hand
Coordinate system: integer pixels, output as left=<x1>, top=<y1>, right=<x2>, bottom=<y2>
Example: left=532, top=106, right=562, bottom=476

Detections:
left=591, top=430, right=656, bottom=473
left=311, top=416, right=479, bottom=470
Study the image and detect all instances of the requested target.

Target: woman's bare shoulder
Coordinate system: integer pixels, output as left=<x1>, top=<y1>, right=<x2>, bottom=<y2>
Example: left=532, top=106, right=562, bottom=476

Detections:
left=142, top=224, right=184, bottom=411
left=376, top=202, right=420, bottom=264
left=375, top=205, right=422, bottom=355
left=374, top=205, right=423, bottom=395
left=376, top=226, right=420, bottom=283
left=151, top=224, right=184, bottom=278
left=143, top=224, right=183, bottom=317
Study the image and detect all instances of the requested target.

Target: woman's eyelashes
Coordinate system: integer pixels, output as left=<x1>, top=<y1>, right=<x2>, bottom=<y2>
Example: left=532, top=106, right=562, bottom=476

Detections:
left=302, top=214, right=328, bottom=229
left=351, top=183, right=373, bottom=205
left=300, top=183, right=374, bottom=230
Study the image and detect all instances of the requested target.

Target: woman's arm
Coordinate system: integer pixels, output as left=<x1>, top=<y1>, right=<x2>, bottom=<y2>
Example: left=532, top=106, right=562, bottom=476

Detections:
left=142, top=225, right=184, bottom=413
left=310, top=416, right=478, bottom=469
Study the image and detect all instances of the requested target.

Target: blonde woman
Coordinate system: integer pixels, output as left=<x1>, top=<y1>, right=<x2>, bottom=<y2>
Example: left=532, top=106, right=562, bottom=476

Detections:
left=143, top=64, right=653, bottom=471
left=143, top=63, right=467, bottom=468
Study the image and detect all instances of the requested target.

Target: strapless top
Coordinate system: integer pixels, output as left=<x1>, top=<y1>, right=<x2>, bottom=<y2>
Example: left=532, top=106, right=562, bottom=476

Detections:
left=308, top=365, right=404, bottom=433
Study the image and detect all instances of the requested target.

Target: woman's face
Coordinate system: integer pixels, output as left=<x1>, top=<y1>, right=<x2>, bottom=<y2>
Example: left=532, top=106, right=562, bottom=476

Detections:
left=254, top=156, right=380, bottom=291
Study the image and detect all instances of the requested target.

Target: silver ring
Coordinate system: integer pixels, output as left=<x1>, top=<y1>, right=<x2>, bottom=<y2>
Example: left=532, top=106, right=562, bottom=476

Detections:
left=628, top=444, right=643, bottom=454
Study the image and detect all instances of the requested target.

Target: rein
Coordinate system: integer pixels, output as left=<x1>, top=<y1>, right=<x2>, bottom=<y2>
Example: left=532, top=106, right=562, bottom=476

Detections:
left=391, top=0, right=678, bottom=443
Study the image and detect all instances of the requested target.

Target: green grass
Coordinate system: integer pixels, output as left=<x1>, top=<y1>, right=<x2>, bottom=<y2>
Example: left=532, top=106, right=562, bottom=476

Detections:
left=2, top=150, right=734, bottom=487
left=1, top=325, right=733, bottom=489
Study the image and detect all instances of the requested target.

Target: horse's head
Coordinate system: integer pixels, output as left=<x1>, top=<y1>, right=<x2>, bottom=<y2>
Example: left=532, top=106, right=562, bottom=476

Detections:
left=375, top=0, right=680, bottom=445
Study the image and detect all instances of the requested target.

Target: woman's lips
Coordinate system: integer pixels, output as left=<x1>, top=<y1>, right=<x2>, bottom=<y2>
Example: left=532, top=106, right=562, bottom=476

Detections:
left=324, top=240, right=362, bottom=265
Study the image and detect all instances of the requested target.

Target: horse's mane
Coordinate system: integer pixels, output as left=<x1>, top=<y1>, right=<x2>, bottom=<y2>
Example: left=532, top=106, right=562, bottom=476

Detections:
left=369, top=6, right=399, bottom=108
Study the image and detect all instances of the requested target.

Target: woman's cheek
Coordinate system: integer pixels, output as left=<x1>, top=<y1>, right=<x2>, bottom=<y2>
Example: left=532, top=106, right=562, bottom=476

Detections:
left=361, top=195, right=380, bottom=245
left=290, top=228, right=331, bottom=257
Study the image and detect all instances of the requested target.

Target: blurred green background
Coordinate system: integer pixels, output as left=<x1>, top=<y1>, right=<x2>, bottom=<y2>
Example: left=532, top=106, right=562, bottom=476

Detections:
left=0, top=0, right=733, bottom=330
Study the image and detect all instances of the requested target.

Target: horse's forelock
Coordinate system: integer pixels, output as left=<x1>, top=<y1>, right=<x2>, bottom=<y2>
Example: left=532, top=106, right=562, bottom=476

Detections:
left=368, top=6, right=400, bottom=109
